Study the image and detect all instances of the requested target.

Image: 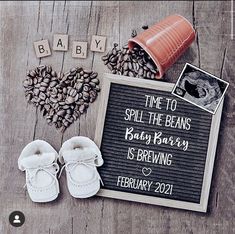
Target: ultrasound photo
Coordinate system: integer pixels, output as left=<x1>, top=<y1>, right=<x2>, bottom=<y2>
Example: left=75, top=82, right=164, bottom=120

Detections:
left=172, top=63, right=229, bottom=114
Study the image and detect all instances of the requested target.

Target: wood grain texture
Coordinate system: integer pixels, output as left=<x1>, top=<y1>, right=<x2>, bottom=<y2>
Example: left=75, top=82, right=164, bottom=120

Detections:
left=0, top=1, right=233, bottom=234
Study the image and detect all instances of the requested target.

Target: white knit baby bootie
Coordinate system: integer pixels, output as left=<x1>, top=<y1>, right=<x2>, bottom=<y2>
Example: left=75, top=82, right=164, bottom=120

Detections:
left=59, top=136, right=104, bottom=198
left=18, top=140, right=60, bottom=203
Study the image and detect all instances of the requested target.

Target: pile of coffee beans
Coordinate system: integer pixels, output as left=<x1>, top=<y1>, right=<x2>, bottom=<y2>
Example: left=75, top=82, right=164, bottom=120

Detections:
left=23, top=65, right=100, bottom=132
left=102, top=43, right=158, bottom=79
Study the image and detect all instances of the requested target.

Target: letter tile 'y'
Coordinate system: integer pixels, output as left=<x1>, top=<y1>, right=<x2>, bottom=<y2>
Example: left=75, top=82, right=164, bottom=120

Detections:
left=90, top=35, right=106, bottom=53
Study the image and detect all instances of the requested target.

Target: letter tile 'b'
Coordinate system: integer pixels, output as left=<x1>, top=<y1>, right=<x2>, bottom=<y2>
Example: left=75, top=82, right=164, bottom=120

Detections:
left=72, top=41, right=88, bottom=58
left=34, top=40, right=51, bottom=58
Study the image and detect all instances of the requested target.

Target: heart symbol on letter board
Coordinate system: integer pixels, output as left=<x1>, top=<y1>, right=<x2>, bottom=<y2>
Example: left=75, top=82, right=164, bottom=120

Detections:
left=142, top=167, right=152, bottom=177
left=23, top=65, right=100, bottom=132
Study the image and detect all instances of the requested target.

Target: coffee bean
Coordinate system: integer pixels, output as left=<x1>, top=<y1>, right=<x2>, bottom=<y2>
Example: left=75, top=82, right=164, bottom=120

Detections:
left=32, top=89, right=39, bottom=97
left=135, top=63, right=140, bottom=71
left=74, top=93, right=79, bottom=102
left=90, top=72, right=98, bottom=79
left=146, top=62, right=154, bottom=70
left=44, top=77, right=51, bottom=83
left=39, top=92, right=46, bottom=100
left=104, top=60, right=109, bottom=65
left=92, top=78, right=99, bottom=85
left=57, top=93, right=63, bottom=101
left=65, top=96, right=75, bottom=104
left=110, top=56, right=118, bottom=63
left=50, top=70, right=56, bottom=77
left=41, top=104, right=46, bottom=111
left=70, top=67, right=77, bottom=73
left=123, top=62, right=128, bottom=71
left=82, top=91, right=89, bottom=98
left=58, top=101, right=65, bottom=106
left=83, top=70, right=92, bottom=75
left=33, top=78, right=38, bottom=85
left=102, top=54, right=109, bottom=61
left=68, top=75, right=74, bottom=81
left=123, top=54, right=129, bottom=61
left=83, top=85, right=90, bottom=92
left=143, top=65, right=148, bottom=71
left=28, top=79, right=33, bottom=86
left=26, top=93, right=32, bottom=102
left=52, top=114, right=58, bottom=123
left=50, top=97, right=58, bottom=103
left=47, top=118, right=53, bottom=125
left=138, top=59, right=144, bottom=66
left=29, top=70, right=36, bottom=77
left=95, top=85, right=100, bottom=92
left=63, top=120, right=69, bottom=127
left=66, top=109, right=73, bottom=115
left=143, top=70, right=147, bottom=78
left=57, top=121, right=62, bottom=128
left=41, top=82, right=48, bottom=87
left=44, top=104, right=50, bottom=111
left=75, top=83, right=83, bottom=92
left=131, top=29, right=137, bottom=38
left=57, top=110, right=66, bottom=117
left=50, top=81, right=57, bottom=88
left=138, top=67, right=144, bottom=76
left=79, top=105, right=85, bottom=114
left=128, top=71, right=134, bottom=77
left=147, top=71, right=151, bottom=79
left=39, top=86, right=46, bottom=92
left=39, top=65, right=46, bottom=69
left=142, top=25, right=149, bottom=30
left=23, top=80, right=29, bottom=87
left=84, top=78, right=90, bottom=83
left=123, top=71, right=128, bottom=76
left=107, top=63, right=113, bottom=71
left=69, top=88, right=77, bottom=97
left=52, top=87, right=58, bottom=94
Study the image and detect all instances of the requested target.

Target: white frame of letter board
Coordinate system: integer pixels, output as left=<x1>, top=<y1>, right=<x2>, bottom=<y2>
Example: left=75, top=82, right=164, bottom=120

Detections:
left=95, top=73, right=223, bottom=212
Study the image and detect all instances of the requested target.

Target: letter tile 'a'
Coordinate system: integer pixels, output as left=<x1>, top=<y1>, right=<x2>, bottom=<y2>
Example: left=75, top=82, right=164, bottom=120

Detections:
left=90, top=35, right=106, bottom=52
left=33, top=40, right=51, bottom=58
left=53, top=34, right=69, bottom=51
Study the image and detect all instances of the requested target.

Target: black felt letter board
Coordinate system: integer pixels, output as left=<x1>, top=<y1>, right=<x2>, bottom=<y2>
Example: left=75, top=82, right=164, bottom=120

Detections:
left=95, top=74, right=223, bottom=212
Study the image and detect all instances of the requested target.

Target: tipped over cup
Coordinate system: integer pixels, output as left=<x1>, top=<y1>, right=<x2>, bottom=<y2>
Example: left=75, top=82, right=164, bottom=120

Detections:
left=128, top=14, right=196, bottom=79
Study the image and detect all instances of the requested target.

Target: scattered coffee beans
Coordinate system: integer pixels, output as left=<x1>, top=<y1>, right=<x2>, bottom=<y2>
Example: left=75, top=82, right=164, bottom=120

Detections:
left=131, top=29, right=137, bottom=38
left=142, top=25, right=149, bottom=30
left=23, top=65, right=100, bottom=132
left=102, top=44, right=158, bottom=79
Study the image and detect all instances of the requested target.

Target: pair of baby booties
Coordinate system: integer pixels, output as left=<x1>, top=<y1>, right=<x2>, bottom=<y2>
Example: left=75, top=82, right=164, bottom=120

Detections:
left=18, top=136, right=104, bottom=203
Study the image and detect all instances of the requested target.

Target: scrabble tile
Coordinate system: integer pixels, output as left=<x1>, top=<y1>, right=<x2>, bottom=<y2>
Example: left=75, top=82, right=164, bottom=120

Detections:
left=72, top=41, right=88, bottom=58
left=53, top=34, right=69, bottom=51
left=90, top=35, right=106, bottom=53
left=34, top=40, right=51, bottom=58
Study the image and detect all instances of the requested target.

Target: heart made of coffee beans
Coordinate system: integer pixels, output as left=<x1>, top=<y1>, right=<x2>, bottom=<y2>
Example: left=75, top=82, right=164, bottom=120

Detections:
left=23, top=65, right=100, bottom=132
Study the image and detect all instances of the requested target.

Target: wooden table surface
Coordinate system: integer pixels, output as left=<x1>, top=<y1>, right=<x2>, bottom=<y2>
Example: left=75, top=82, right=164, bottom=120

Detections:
left=0, top=1, right=234, bottom=234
